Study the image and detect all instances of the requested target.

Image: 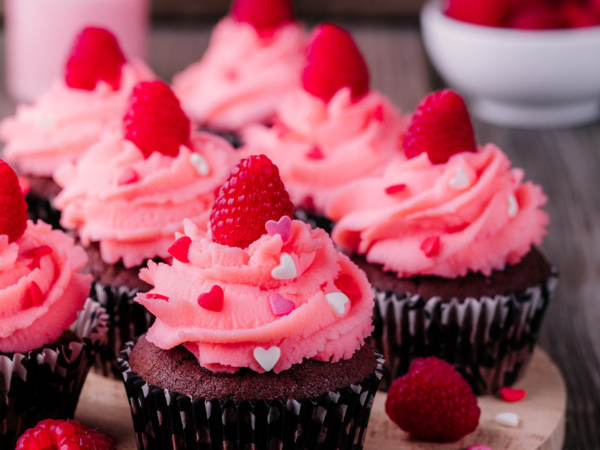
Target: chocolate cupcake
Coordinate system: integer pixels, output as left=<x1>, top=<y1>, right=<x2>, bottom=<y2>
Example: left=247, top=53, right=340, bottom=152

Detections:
left=52, top=81, right=238, bottom=377
left=327, top=90, right=557, bottom=394
left=0, top=27, right=155, bottom=228
left=0, top=160, right=108, bottom=447
left=119, top=155, right=383, bottom=449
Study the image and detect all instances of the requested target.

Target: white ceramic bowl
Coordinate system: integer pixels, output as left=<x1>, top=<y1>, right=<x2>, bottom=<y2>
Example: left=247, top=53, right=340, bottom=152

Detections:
left=421, top=0, right=600, bottom=128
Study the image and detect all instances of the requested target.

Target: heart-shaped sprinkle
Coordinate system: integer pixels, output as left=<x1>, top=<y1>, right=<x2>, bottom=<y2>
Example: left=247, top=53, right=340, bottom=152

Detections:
left=21, top=245, right=53, bottom=259
left=372, top=104, right=384, bottom=122
left=420, top=236, right=440, bottom=257
left=253, top=346, right=281, bottom=372
left=507, top=193, right=519, bottom=218
left=197, top=285, right=224, bottom=312
left=265, top=215, right=292, bottom=241
left=117, top=166, right=140, bottom=186
left=466, top=445, right=492, bottom=450
left=271, top=253, right=297, bottom=280
left=325, top=292, right=349, bottom=317
left=190, top=153, right=210, bottom=176
left=499, top=387, right=526, bottom=402
left=495, top=412, right=519, bottom=428
left=449, top=166, right=470, bottom=190
left=22, top=281, right=44, bottom=309
left=269, top=293, right=295, bottom=316
left=334, top=273, right=361, bottom=302
left=18, top=177, right=30, bottom=195
left=146, top=293, right=169, bottom=301
left=384, top=183, right=406, bottom=195
left=168, top=236, right=192, bottom=263
left=306, top=146, right=324, bottom=160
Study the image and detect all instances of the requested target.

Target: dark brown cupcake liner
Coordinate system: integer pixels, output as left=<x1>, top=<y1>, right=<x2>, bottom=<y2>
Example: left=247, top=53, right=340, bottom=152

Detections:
left=370, top=267, right=558, bottom=394
left=90, top=282, right=154, bottom=378
left=118, top=341, right=384, bottom=450
left=25, top=191, right=63, bottom=230
left=0, top=298, right=109, bottom=448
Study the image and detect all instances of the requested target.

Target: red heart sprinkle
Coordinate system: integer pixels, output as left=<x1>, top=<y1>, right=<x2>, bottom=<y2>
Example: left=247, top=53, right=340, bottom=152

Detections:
left=334, top=273, right=361, bottom=302
left=372, top=104, right=384, bottom=122
left=168, top=236, right=192, bottom=263
left=499, top=387, right=526, bottom=402
left=197, top=285, right=224, bottom=312
left=306, top=146, right=324, bottom=160
left=22, top=281, right=44, bottom=309
left=117, top=167, right=140, bottom=186
left=421, top=236, right=440, bottom=257
left=21, top=245, right=53, bottom=259
left=146, top=293, right=169, bottom=301
left=384, top=184, right=406, bottom=195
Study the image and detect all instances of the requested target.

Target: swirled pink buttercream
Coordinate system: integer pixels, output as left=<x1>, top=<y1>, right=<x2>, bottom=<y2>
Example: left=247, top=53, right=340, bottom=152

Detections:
left=137, top=219, right=374, bottom=374
left=241, top=87, right=409, bottom=214
left=172, top=17, right=306, bottom=131
left=0, top=221, right=91, bottom=353
left=0, top=61, right=155, bottom=177
left=328, top=144, right=548, bottom=278
left=53, top=132, right=238, bottom=268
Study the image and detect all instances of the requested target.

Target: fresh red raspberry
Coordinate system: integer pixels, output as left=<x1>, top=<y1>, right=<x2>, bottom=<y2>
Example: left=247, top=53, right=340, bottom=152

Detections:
left=210, top=155, right=294, bottom=248
left=385, top=357, right=480, bottom=442
left=444, top=0, right=510, bottom=27
left=123, top=80, right=191, bottom=158
left=505, top=1, right=566, bottom=29
left=231, top=0, right=294, bottom=37
left=0, top=159, right=28, bottom=243
left=302, top=23, right=370, bottom=103
left=403, top=89, right=477, bottom=164
left=64, top=27, right=126, bottom=91
left=16, top=418, right=116, bottom=450
left=560, top=2, right=598, bottom=28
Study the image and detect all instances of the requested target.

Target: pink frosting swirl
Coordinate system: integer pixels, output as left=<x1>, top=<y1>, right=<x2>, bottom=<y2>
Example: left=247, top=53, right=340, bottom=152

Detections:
left=53, top=131, right=238, bottom=268
left=328, top=144, right=549, bottom=278
left=241, top=88, right=409, bottom=214
left=172, top=17, right=306, bottom=131
left=0, top=61, right=155, bottom=177
left=0, top=221, right=91, bottom=353
left=137, top=219, right=374, bottom=374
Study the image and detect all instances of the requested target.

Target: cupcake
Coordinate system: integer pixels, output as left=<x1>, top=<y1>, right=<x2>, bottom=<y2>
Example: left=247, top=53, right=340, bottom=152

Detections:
left=0, top=160, right=108, bottom=448
left=118, top=155, right=383, bottom=450
left=0, top=27, right=155, bottom=227
left=53, top=80, right=238, bottom=376
left=240, top=23, right=409, bottom=230
left=171, top=0, right=306, bottom=145
left=327, top=90, right=557, bottom=394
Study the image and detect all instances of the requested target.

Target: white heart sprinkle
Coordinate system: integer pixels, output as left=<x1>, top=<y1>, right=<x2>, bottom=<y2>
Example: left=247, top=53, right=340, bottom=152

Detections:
left=325, top=292, right=349, bottom=317
left=190, top=153, right=210, bottom=176
left=271, top=253, right=297, bottom=280
left=36, top=114, right=56, bottom=129
left=449, top=166, right=470, bottom=190
left=495, top=412, right=520, bottom=428
left=507, top=193, right=519, bottom=218
left=253, top=346, right=281, bottom=372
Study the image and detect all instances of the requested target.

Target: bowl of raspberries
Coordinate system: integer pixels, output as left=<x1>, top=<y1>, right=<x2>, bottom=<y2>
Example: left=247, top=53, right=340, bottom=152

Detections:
left=421, top=0, right=600, bottom=128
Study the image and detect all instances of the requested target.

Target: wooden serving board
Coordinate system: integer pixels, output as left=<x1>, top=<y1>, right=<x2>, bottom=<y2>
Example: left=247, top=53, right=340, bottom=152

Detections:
left=75, top=348, right=566, bottom=450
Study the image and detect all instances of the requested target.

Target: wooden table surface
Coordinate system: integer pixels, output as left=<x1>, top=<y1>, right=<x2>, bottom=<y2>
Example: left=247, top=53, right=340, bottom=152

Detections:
left=0, top=19, right=598, bottom=450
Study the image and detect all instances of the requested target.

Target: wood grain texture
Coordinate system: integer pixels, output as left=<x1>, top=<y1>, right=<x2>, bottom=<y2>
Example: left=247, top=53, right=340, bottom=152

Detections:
left=74, top=349, right=565, bottom=450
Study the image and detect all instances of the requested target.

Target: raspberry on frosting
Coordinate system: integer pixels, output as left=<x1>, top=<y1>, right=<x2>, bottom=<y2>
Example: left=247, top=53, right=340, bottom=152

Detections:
left=231, top=0, right=294, bottom=37
left=0, top=159, right=28, bottom=243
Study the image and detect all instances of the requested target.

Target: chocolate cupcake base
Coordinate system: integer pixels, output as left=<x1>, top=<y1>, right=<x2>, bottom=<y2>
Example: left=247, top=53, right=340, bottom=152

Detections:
left=119, top=339, right=384, bottom=450
left=0, top=298, right=108, bottom=448
left=24, top=174, right=63, bottom=229
left=361, top=248, right=558, bottom=394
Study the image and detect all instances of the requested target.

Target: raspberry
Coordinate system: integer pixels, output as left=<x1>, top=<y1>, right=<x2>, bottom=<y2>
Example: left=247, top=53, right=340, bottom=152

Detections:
left=561, top=2, right=598, bottom=28
left=210, top=155, right=294, bottom=248
left=231, top=0, right=294, bottom=37
left=444, top=0, right=510, bottom=26
left=64, top=27, right=125, bottom=91
left=505, top=1, right=566, bottom=29
left=403, top=89, right=477, bottom=164
left=123, top=80, right=191, bottom=158
left=0, top=159, right=28, bottom=243
left=302, top=23, right=370, bottom=103
left=16, top=418, right=115, bottom=450
left=385, top=357, right=480, bottom=442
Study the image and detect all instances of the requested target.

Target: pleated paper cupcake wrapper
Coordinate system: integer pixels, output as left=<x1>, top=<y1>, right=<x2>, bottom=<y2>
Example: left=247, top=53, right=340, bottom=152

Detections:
left=0, top=298, right=109, bottom=448
left=370, top=267, right=558, bottom=394
left=90, top=282, right=154, bottom=378
left=118, top=342, right=384, bottom=450
left=25, top=191, right=63, bottom=230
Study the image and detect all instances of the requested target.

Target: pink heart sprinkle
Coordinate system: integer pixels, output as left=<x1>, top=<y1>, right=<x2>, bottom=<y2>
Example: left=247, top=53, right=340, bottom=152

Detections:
left=168, top=236, right=192, bottom=263
left=499, top=387, right=526, bottom=402
left=466, top=446, right=492, bottom=450
left=269, top=293, right=295, bottom=316
left=306, top=146, right=324, bottom=159
left=117, top=167, right=140, bottom=186
left=21, top=245, right=53, bottom=259
left=384, top=183, right=406, bottom=195
left=22, top=281, right=44, bottom=309
left=265, top=216, right=292, bottom=242
left=372, top=104, right=384, bottom=122
left=420, top=236, right=440, bottom=257
left=146, top=293, right=169, bottom=302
